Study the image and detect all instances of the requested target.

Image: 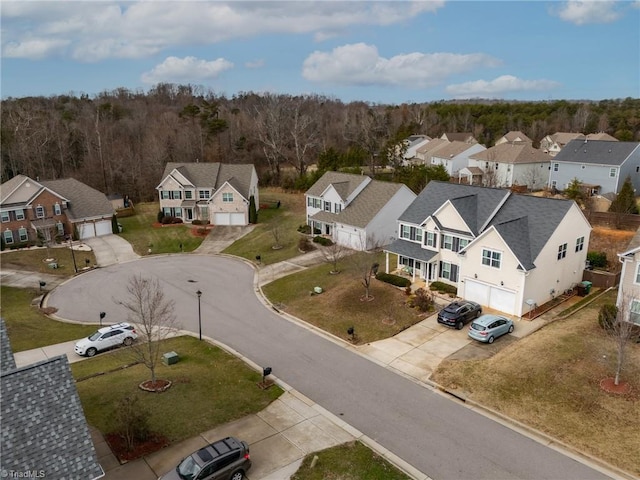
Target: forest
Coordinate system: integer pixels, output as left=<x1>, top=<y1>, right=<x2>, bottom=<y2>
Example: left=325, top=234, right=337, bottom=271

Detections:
left=1, top=83, right=639, bottom=201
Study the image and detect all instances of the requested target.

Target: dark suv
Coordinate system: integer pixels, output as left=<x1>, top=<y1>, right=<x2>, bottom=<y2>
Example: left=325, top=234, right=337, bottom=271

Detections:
left=159, top=437, right=251, bottom=480
left=437, top=301, right=482, bottom=330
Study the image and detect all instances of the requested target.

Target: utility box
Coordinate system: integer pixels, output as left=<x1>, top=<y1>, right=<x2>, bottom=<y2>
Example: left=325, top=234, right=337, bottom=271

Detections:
left=162, top=351, right=179, bottom=365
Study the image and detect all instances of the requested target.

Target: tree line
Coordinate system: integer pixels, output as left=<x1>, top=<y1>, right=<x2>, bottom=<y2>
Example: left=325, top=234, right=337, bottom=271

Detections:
left=1, top=83, right=638, bottom=201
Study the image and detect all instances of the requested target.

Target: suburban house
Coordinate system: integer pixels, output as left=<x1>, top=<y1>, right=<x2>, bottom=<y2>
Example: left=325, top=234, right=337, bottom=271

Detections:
left=547, top=140, right=640, bottom=195
left=495, top=131, right=533, bottom=146
left=440, top=132, right=477, bottom=143
left=426, top=140, right=486, bottom=176
left=0, top=175, right=114, bottom=245
left=415, top=138, right=449, bottom=164
left=467, top=142, right=551, bottom=190
left=402, top=135, right=432, bottom=164
left=616, top=227, right=640, bottom=325
left=157, top=162, right=259, bottom=226
left=0, top=319, right=104, bottom=479
left=384, top=181, right=591, bottom=317
left=586, top=132, right=618, bottom=141
left=540, top=132, right=586, bottom=157
left=305, top=171, right=416, bottom=251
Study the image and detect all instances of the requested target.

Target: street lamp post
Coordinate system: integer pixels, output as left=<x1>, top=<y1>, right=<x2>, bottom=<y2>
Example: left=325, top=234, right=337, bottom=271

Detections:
left=68, top=236, right=78, bottom=273
left=196, top=290, right=202, bottom=341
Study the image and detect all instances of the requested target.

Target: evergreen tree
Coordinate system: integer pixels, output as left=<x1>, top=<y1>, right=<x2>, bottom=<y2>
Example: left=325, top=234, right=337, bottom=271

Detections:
left=564, top=178, right=585, bottom=205
left=249, top=195, right=258, bottom=224
left=609, top=176, right=639, bottom=214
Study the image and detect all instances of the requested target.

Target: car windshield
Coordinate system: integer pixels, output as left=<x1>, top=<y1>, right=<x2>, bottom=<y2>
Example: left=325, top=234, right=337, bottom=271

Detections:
left=88, top=331, right=102, bottom=341
left=177, top=455, right=201, bottom=480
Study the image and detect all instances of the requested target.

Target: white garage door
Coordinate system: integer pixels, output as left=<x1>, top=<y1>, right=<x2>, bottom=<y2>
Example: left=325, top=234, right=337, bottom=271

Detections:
left=78, top=223, right=95, bottom=239
left=464, top=279, right=490, bottom=306
left=95, top=220, right=112, bottom=237
left=489, top=287, right=516, bottom=314
left=214, top=212, right=245, bottom=225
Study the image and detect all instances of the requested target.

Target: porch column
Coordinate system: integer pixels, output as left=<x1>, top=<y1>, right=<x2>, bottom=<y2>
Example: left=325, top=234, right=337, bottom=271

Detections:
left=385, top=252, right=389, bottom=274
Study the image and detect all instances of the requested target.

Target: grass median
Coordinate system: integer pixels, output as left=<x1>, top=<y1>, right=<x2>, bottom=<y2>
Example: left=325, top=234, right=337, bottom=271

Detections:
left=1, top=246, right=97, bottom=276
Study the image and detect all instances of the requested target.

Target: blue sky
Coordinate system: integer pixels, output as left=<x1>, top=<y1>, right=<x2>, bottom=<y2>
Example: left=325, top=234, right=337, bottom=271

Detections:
left=1, top=1, right=639, bottom=104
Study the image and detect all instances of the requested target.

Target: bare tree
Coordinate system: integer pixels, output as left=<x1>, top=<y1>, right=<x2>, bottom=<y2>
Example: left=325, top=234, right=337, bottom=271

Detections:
left=119, top=275, right=178, bottom=385
left=289, top=96, right=319, bottom=177
left=271, top=224, right=283, bottom=249
left=320, top=240, right=349, bottom=274
left=610, top=291, right=637, bottom=386
left=519, top=164, right=545, bottom=191
left=349, top=234, right=381, bottom=300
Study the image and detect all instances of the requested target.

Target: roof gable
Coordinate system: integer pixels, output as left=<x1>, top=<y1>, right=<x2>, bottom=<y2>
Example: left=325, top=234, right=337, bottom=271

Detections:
left=159, top=163, right=256, bottom=199
left=469, top=143, right=551, bottom=164
left=40, top=178, right=113, bottom=221
left=553, top=140, right=640, bottom=166
left=306, top=171, right=369, bottom=200
left=0, top=175, right=54, bottom=206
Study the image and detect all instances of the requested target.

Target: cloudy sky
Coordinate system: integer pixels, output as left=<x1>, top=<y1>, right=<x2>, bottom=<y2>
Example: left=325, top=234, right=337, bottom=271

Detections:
left=1, top=1, right=638, bottom=104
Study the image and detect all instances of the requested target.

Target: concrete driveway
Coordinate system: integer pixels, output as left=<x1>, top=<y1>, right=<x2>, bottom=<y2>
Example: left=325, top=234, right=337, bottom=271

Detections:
left=194, top=225, right=255, bottom=254
left=83, top=235, right=140, bottom=266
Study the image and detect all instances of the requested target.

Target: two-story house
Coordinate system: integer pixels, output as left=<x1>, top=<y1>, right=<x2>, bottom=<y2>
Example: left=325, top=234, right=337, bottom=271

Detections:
left=616, top=227, right=640, bottom=325
left=495, top=131, right=533, bottom=146
left=384, top=181, right=591, bottom=317
left=0, top=175, right=114, bottom=246
left=427, top=141, right=486, bottom=176
left=548, top=140, right=640, bottom=195
left=540, top=132, right=585, bottom=157
left=156, top=162, right=259, bottom=225
left=305, top=171, right=416, bottom=251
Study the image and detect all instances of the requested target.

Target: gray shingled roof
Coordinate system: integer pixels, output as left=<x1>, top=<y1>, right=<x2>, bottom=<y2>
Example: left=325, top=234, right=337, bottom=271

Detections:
left=0, top=318, right=17, bottom=373
left=469, top=143, right=551, bottom=164
left=40, top=178, right=113, bottom=221
left=619, top=226, right=640, bottom=256
left=553, top=139, right=639, bottom=166
left=386, top=238, right=438, bottom=262
left=1, top=355, right=104, bottom=480
left=0, top=174, right=29, bottom=204
left=305, top=171, right=369, bottom=200
left=311, top=180, right=409, bottom=228
left=161, top=162, right=255, bottom=199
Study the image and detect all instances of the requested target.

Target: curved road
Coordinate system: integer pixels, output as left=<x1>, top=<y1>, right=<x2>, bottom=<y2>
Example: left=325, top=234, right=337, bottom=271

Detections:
left=47, top=256, right=612, bottom=480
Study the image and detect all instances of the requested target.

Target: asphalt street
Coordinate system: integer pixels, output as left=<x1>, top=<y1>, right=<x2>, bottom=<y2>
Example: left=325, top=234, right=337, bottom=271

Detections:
left=46, top=255, right=613, bottom=480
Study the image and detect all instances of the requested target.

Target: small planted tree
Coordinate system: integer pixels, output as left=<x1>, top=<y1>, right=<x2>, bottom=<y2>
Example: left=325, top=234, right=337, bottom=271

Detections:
left=119, top=275, right=179, bottom=390
left=320, top=240, right=348, bottom=274
left=271, top=224, right=283, bottom=249
left=112, top=396, right=151, bottom=451
left=249, top=195, right=258, bottom=224
left=606, top=292, right=637, bottom=387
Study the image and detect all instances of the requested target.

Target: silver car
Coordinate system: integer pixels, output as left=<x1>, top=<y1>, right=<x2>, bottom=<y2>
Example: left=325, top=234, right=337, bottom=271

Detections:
left=468, top=314, right=513, bottom=344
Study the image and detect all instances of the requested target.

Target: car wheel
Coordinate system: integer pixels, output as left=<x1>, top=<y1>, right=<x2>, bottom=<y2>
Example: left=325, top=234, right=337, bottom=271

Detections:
left=508, top=324, right=514, bottom=333
left=456, top=321, right=464, bottom=330
left=86, top=347, right=97, bottom=357
left=487, top=336, right=494, bottom=344
left=123, top=337, right=133, bottom=346
left=230, top=470, right=244, bottom=480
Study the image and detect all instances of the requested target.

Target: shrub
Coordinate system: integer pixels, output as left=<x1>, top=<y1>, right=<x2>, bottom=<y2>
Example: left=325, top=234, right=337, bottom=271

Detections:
left=587, top=251, right=608, bottom=269
left=157, top=210, right=164, bottom=223
left=112, top=396, right=151, bottom=451
left=375, top=272, right=411, bottom=288
left=598, top=303, right=618, bottom=330
left=171, top=217, right=183, bottom=224
left=312, top=236, right=333, bottom=246
left=298, top=237, right=315, bottom=252
left=429, top=281, right=457, bottom=296
left=409, top=288, right=434, bottom=312
left=297, top=224, right=311, bottom=234
left=192, top=219, right=202, bottom=225
left=161, top=216, right=174, bottom=225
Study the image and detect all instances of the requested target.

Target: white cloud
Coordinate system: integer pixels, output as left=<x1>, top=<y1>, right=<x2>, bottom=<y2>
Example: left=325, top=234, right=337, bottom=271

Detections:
left=554, top=1, right=621, bottom=25
left=245, top=59, right=265, bottom=69
left=141, top=56, right=234, bottom=84
left=302, top=43, right=501, bottom=88
left=1, top=1, right=443, bottom=61
left=3, top=39, right=69, bottom=59
left=445, top=75, right=561, bottom=98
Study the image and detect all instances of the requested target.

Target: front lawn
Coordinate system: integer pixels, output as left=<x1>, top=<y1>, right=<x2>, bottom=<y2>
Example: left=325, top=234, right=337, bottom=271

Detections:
left=1, top=286, right=98, bottom=351
left=72, top=335, right=283, bottom=444
left=431, top=289, right=640, bottom=477
left=292, top=441, right=410, bottom=480
left=223, top=188, right=307, bottom=265
left=262, top=252, right=428, bottom=344
left=117, top=202, right=204, bottom=255
left=0, top=246, right=97, bottom=276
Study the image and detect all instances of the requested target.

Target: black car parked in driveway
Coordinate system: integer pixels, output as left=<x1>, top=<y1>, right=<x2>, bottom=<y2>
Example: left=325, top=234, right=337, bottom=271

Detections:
left=437, top=301, right=482, bottom=330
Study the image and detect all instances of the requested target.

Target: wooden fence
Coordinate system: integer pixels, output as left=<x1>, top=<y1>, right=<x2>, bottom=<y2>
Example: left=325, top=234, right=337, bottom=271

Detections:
left=586, top=211, right=640, bottom=230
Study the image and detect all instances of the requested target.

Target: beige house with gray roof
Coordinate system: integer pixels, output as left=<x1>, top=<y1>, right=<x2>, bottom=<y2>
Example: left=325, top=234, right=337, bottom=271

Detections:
left=157, top=162, right=259, bottom=226
left=306, top=172, right=416, bottom=251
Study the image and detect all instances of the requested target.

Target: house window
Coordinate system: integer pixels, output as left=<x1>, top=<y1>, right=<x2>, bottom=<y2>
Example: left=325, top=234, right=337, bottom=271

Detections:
left=635, top=263, right=640, bottom=284
left=3, top=230, right=13, bottom=244
left=56, top=222, right=64, bottom=236
left=400, top=225, right=422, bottom=242
left=0, top=211, right=8, bottom=222
left=459, top=238, right=469, bottom=251
left=335, top=203, right=342, bottom=213
left=174, top=208, right=182, bottom=218
left=425, top=231, right=436, bottom=248
left=222, top=193, right=233, bottom=203
left=199, top=190, right=211, bottom=200
left=312, top=198, right=321, bottom=209
left=324, top=201, right=331, bottom=212
left=35, top=206, right=45, bottom=218
left=54, top=203, right=61, bottom=215
left=609, top=168, right=617, bottom=178
left=443, top=234, right=453, bottom=250
left=553, top=163, right=559, bottom=172
left=185, top=190, right=193, bottom=200
left=401, top=225, right=410, bottom=239
left=630, top=300, right=640, bottom=325
left=439, top=261, right=459, bottom=282
left=15, top=209, right=25, bottom=220
left=163, top=207, right=172, bottom=217
left=482, top=249, right=501, bottom=268
left=575, top=236, right=584, bottom=252
left=173, top=190, right=182, bottom=199
left=307, top=197, right=312, bottom=207
left=551, top=180, right=557, bottom=188
left=18, top=227, right=28, bottom=242
left=161, top=190, right=170, bottom=199
left=557, top=243, right=567, bottom=260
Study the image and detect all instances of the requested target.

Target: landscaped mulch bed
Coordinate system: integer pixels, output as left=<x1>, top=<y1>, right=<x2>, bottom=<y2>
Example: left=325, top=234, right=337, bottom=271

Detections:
left=105, top=433, right=170, bottom=463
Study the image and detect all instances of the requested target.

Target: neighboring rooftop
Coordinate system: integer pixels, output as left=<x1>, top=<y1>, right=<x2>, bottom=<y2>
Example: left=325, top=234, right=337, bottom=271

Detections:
left=305, top=171, right=368, bottom=201
left=161, top=162, right=256, bottom=199
left=470, top=142, right=551, bottom=164
left=41, top=177, right=113, bottom=220
left=553, top=140, right=640, bottom=166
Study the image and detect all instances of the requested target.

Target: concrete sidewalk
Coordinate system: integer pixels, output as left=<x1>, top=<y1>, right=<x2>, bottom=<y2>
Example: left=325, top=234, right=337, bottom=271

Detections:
left=83, top=235, right=140, bottom=266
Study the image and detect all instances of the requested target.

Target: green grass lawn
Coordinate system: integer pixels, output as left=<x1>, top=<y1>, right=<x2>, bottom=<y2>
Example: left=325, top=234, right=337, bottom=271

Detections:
left=117, top=202, right=204, bottom=255
left=292, top=441, right=410, bottom=480
left=71, top=335, right=282, bottom=442
left=1, top=286, right=98, bottom=351
left=0, top=246, right=97, bottom=276
left=262, top=252, right=428, bottom=344
left=223, top=188, right=307, bottom=265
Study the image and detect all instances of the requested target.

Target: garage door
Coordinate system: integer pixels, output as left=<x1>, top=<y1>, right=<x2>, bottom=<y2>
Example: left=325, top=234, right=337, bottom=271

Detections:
left=489, top=287, right=516, bottom=314
left=78, top=223, right=95, bottom=239
left=95, top=220, right=112, bottom=236
left=464, top=279, right=490, bottom=306
left=230, top=213, right=245, bottom=225
left=213, top=212, right=246, bottom=226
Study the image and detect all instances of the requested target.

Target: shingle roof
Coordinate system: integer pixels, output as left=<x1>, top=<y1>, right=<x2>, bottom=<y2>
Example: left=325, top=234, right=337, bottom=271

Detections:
left=416, top=138, right=448, bottom=155
left=469, top=143, right=551, bottom=164
left=553, top=139, right=640, bottom=166
left=1, top=355, right=103, bottom=480
left=501, top=131, right=532, bottom=143
left=586, top=132, right=618, bottom=141
left=385, top=238, right=438, bottom=262
left=161, top=162, right=256, bottom=199
left=0, top=318, right=16, bottom=373
left=442, top=132, right=475, bottom=142
left=550, top=132, right=585, bottom=146
left=305, top=171, right=369, bottom=200
left=40, top=178, right=113, bottom=221
left=311, top=179, right=409, bottom=228
left=0, top=174, right=29, bottom=204
left=430, top=141, right=479, bottom=159
left=619, top=226, right=640, bottom=256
